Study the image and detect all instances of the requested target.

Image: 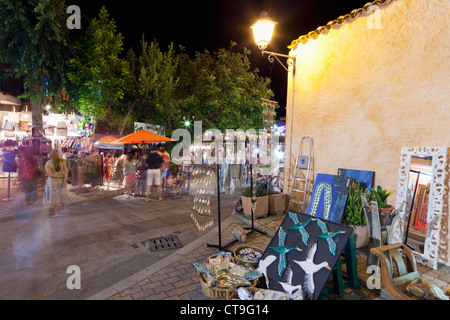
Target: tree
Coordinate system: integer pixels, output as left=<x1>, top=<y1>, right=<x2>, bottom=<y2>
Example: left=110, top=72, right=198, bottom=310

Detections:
left=116, top=37, right=180, bottom=135
left=0, top=0, right=73, bottom=136
left=175, top=42, right=273, bottom=133
left=66, top=6, right=126, bottom=120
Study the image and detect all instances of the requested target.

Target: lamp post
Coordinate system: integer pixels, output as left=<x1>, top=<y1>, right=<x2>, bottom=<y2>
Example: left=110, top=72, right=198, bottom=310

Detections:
left=251, top=11, right=295, bottom=73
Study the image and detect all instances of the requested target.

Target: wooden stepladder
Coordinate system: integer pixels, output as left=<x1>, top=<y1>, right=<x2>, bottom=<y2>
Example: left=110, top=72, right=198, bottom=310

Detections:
left=288, top=136, right=314, bottom=213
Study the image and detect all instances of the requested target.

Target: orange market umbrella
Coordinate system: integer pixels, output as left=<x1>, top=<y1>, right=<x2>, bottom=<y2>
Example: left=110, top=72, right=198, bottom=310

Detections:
left=113, top=129, right=175, bottom=144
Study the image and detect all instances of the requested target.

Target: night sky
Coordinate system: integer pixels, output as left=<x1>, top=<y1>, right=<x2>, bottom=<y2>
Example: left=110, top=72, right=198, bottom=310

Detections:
left=70, top=0, right=372, bottom=118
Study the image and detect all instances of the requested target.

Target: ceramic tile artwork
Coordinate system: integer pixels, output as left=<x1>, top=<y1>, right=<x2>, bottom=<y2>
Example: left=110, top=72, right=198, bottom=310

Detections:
left=306, top=173, right=353, bottom=223
left=257, top=211, right=353, bottom=300
left=337, top=168, right=375, bottom=193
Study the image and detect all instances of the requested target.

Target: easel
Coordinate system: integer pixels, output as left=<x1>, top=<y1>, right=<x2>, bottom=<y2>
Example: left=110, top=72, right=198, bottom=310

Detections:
left=319, top=229, right=360, bottom=298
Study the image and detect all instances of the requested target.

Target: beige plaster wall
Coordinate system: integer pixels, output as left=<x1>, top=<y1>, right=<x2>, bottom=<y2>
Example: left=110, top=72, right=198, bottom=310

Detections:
left=284, top=0, right=450, bottom=265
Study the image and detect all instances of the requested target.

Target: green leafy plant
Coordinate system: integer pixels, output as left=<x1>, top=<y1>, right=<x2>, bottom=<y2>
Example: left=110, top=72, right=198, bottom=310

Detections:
left=241, top=186, right=269, bottom=198
left=342, top=182, right=367, bottom=226
left=367, top=185, right=395, bottom=209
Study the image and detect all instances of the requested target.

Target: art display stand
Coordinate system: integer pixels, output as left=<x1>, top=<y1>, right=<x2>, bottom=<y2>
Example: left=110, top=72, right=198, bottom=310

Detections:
left=319, top=229, right=360, bottom=298
left=244, top=163, right=269, bottom=236
left=2, top=172, right=14, bottom=202
left=206, top=161, right=238, bottom=252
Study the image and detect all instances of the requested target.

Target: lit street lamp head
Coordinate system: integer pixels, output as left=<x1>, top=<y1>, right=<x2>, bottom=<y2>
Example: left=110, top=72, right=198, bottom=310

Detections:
left=250, top=11, right=277, bottom=51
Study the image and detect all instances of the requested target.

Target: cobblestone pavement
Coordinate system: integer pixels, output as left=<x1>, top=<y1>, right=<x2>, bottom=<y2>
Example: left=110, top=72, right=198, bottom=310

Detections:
left=2, top=176, right=448, bottom=301
left=104, top=211, right=450, bottom=301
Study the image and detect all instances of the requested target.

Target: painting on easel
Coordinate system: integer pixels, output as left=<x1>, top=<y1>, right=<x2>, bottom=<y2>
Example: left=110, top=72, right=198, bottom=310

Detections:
left=306, top=173, right=353, bottom=223
left=257, top=211, right=353, bottom=300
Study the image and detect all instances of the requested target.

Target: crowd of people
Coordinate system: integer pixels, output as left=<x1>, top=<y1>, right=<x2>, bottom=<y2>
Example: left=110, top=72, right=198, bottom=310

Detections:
left=0, top=138, right=192, bottom=220
left=112, top=144, right=187, bottom=201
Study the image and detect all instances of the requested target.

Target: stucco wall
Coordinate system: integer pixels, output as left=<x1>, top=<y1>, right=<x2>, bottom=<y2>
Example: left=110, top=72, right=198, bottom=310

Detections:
left=284, top=0, right=450, bottom=265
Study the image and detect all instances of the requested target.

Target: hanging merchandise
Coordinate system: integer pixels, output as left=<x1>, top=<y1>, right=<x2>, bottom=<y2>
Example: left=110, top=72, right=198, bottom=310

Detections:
left=18, top=121, right=31, bottom=132
left=56, top=121, right=67, bottom=136
left=19, top=106, right=31, bottom=131
left=18, top=106, right=32, bottom=132
left=19, top=106, right=32, bottom=121
left=3, top=120, right=15, bottom=138
left=44, top=124, right=55, bottom=136
left=8, top=106, right=20, bottom=123
left=191, top=164, right=216, bottom=231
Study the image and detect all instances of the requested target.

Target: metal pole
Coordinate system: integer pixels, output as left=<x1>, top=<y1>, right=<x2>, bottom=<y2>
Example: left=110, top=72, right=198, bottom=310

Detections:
left=216, top=159, right=221, bottom=249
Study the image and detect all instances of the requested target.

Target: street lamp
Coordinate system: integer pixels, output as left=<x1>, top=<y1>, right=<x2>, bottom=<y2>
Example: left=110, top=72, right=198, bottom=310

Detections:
left=251, top=11, right=295, bottom=73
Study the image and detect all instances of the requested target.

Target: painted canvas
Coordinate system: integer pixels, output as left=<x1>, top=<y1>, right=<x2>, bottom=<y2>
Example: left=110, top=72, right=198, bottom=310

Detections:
left=256, top=211, right=353, bottom=300
left=337, top=168, right=375, bottom=193
left=306, top=173, right=353, bottom=223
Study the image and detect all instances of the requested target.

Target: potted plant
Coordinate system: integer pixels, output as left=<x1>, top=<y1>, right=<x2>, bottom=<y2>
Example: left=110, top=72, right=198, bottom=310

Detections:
left=268, top=190, right=286, bottom=215
left=366, top=185, right=395, bottom=225
left=255, top=175, right=286, bottom=215
left=342, top=182, right=369, bottom=248
left=240, top=186, right=270, bottom=218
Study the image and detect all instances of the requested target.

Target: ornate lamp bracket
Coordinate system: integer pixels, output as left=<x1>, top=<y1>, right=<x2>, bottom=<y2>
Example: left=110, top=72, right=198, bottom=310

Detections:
left=262, top=50, right=295, bottom=73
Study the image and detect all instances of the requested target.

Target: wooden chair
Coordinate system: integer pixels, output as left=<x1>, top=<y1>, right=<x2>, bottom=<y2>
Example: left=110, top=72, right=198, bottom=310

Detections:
left=370, top=243, right=422, bottom=300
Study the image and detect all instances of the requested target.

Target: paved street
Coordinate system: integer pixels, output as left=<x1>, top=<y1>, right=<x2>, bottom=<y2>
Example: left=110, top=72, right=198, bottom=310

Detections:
left=0, top=186, right=237, bottom=300
left=1, top=178, right=449, bottom=301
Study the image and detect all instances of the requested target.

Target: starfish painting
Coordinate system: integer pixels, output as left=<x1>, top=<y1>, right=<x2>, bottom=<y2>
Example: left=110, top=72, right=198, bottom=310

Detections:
left=269, top=227, right=302, bottom=277
left=316, top=219, right=346, bottom=256
left=293, top=243, right=331, bottom=299
left=288, top=212, right=317, bottom=245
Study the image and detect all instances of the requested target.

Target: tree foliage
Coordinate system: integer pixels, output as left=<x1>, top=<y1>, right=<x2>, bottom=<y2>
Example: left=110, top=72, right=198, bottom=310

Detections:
left=1, top=2, right=274, bottom=135
left=66, top=6, right=126, bottom=119
left=0, top=0, right=72, bottom=104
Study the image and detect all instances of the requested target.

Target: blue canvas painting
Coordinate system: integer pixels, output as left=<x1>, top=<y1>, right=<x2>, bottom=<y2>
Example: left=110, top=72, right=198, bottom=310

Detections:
left=337, top=168, right=374, bottom=193
left=306, top=173, right=353, bottom=223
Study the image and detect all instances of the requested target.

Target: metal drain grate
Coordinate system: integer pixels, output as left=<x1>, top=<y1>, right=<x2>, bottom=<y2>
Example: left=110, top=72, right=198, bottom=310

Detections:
left=147, top=235, right=183, bottom=252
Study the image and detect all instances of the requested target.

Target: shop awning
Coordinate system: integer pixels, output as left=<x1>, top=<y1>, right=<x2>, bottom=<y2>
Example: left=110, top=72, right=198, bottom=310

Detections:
left=0, top=93, right=21, bottom=106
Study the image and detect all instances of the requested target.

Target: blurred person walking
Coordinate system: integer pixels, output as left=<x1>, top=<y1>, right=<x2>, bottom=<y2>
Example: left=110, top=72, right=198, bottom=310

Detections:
left=16, top=147, right=39, bottom=204
left=114, top=154, right=126, bottom=186
left=159, top=146, right=170, bottom=190
left=145, top=145, right=164, bottom=201
left=43, top=150, right=68, bottom=218
left=123, top=152, right=136, bottom=197
left=136, top=154, right=148, bottom=196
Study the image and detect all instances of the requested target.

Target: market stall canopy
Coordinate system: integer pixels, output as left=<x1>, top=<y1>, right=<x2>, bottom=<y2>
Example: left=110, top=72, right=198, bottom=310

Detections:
left=95, top=134, right=124, bottom=149
left=113, top=129, right=175, bottom=144
left=0, top=93, right=21, bottom=106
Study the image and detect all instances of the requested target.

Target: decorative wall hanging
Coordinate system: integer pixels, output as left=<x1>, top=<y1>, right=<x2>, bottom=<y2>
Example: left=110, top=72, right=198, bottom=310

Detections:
left=306, top=173, right=353, bottom=223
left=257, top=211, right=353, bottom=300
left=392, top=146, right=448, bottom=270
left=338, top=168, right=375, bottom=193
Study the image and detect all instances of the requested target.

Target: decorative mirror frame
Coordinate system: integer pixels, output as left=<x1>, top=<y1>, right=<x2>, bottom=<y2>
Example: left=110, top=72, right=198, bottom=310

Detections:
left=391, top=146, right=448, bottom=269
